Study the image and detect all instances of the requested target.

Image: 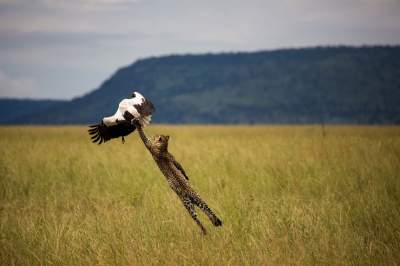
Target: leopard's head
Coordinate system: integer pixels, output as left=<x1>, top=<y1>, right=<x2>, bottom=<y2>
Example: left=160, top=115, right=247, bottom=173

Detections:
left=153, top=134, right=169, bottom=151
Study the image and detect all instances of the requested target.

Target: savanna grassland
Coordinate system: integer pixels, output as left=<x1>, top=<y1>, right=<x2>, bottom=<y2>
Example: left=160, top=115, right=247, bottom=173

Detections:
left=0, top=125, right=399, bottom=265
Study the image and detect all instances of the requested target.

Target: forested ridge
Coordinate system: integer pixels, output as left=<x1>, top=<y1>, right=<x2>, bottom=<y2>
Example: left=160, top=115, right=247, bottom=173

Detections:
left=1, top=46, right=399, bottom=124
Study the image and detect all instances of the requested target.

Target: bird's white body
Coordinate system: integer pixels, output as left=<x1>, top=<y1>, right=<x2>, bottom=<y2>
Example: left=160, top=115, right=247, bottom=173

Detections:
left=102, top=91, right=152, bottom=127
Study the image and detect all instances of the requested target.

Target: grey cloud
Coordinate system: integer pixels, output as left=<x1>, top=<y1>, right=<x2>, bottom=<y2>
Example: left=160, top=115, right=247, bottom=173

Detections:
left=0, top=69, right=38, bottom=98
left=0, top=0, right=400, bottom=99
left=0, top=30, right=149, bottom=50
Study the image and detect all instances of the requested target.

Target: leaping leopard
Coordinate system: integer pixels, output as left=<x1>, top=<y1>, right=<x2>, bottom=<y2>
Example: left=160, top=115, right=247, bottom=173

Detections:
left=128, top=114, right=222, bottom=235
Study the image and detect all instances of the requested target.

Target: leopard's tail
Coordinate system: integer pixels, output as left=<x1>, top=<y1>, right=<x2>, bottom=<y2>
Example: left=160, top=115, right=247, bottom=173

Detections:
left=211, top=215, right=222, bottom=227
left=191, top=196, right=222, bottom=227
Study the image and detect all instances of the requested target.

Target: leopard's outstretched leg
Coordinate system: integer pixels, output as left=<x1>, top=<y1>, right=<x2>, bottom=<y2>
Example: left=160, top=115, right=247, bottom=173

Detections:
left=182, top=197, right=207, bottom=235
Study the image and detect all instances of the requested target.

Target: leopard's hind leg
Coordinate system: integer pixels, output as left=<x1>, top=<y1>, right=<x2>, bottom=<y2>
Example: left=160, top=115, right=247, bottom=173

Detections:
left=182, top=197, right=207, bottom=235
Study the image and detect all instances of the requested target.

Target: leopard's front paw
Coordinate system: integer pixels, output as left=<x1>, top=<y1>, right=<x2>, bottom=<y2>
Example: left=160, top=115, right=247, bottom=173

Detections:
left=131, top=117, right=142, bottom=127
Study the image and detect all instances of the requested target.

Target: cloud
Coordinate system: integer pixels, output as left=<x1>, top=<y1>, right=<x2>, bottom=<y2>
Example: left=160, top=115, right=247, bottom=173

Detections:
left=0, top=69, right=38, bottom=98
left=0, top=0, right=400, bottom=99
left=0, top=30, right=148, bottom=50
left=45, top=0, right=142, bottom=5
left=63, top=0, right=142, bottom=4
left=40, top=0, right=145, bottom=12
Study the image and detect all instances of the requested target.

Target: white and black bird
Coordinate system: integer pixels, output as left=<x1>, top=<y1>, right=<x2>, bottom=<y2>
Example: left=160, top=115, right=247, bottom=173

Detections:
left=88, top=92, right=155, bottom=144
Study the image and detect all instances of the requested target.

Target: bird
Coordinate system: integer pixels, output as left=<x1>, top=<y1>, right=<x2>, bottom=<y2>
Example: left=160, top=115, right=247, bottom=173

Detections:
left=88, top=92, right=155, bottom=144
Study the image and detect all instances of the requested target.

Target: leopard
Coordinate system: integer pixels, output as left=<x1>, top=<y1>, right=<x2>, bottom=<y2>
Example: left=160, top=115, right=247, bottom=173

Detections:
left=130, top=118, right=222, bottom=235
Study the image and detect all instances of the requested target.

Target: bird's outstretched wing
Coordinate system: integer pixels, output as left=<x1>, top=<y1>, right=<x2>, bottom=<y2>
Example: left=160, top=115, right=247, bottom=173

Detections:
left=88, top=92, right=154, bottom=144
left=173, top=160, right=189, bottom=180
left=88, top=120, right=136, bottom=145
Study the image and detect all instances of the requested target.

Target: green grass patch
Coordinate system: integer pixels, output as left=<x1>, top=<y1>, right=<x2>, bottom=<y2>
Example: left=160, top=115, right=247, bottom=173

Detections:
left=0, top=125, right=399, bottom=265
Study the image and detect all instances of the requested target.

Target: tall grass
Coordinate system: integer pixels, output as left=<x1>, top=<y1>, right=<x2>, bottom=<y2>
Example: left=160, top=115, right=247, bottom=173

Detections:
left=0, top=125, right=399, bottom=265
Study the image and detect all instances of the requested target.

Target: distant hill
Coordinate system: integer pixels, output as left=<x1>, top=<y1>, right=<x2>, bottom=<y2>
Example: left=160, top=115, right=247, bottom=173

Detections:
left=1, top=46, right=400, bottom=124
left=0, top=99, right=67, bottom=124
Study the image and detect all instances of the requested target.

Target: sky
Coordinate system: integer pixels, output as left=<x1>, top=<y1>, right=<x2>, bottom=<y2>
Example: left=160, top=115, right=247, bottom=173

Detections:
left=0, top=0, right=399, bottom=99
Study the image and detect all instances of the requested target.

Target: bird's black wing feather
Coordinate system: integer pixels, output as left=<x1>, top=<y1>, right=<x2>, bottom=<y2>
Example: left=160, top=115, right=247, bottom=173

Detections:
left=173, top=160, right=189, bottom=180
left=123, top=111, right=135, bottom=121
left=88, top=121, right=136, bottom=145
left=88, top=123, right=110, bottom=144
left=134, top=99, right=155, bottom=116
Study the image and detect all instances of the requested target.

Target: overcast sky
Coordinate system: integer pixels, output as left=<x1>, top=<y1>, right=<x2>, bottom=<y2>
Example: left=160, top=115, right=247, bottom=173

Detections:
left=0, top=0, right=399, bottom=99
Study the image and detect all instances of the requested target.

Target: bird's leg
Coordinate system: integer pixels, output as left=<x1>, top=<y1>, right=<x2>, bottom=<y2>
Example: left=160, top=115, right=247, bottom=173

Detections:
left=121, top=136, right=125, bottom=144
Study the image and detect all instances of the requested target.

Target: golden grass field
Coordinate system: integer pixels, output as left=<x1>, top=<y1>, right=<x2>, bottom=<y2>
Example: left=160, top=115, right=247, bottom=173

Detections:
left=0, top=125, right=399, bottom=265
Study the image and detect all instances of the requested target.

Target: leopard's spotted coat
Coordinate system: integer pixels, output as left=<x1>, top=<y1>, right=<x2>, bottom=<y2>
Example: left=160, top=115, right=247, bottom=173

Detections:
left=135, top=124, right=222, bottom=234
